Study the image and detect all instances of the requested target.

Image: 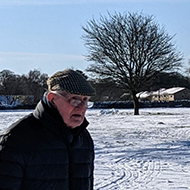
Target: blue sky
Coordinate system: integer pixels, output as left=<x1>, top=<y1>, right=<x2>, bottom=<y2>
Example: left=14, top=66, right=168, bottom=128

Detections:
left=0, top=0, right=189, bottom=76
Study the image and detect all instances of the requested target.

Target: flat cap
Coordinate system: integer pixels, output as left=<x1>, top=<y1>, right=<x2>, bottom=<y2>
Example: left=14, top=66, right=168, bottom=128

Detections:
left=47, top=69, right=95, bottom=96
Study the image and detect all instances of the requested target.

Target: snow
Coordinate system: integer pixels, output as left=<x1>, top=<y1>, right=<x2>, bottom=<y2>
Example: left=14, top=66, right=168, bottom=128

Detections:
left=1, top=108, right=190, bottom=189
left=137, top=87, right=186, bottom=99
left=160, top=87, right=185, bottom=95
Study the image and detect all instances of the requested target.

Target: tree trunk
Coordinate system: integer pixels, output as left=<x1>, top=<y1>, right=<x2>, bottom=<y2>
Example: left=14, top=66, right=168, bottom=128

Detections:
left=132, top=93, right=139, bottom=115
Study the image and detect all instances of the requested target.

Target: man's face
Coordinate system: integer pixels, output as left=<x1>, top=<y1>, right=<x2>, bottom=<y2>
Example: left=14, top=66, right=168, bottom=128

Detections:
left=52, top=92, right=90, bottom=129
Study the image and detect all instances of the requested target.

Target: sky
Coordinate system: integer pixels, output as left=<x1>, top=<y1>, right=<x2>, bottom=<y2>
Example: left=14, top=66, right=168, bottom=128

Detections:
left=0, top=0, right=189, bottom=76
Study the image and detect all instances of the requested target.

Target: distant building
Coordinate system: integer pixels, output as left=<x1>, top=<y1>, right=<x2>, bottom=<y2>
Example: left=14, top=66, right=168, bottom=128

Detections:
left=137, top=87, right=190, bottom=102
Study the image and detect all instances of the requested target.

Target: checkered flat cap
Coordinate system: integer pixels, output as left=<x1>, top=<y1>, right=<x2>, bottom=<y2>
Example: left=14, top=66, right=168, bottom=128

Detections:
left=47, top=69, right=95, bottom=96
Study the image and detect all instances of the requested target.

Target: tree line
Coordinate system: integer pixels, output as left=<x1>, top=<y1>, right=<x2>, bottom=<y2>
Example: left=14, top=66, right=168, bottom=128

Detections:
left=0, top=69, right=48, bottom=104
left=91, top=71, right=190, bottom=102
left=0, top=69, right=189, bottom=105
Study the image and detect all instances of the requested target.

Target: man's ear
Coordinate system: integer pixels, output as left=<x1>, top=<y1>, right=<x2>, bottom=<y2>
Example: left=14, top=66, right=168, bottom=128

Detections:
left=47, top=92, right=56, bottom=106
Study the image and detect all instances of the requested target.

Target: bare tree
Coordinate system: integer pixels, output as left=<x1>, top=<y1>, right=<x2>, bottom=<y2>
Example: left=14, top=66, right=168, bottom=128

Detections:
left=185, top=59, right=190, bottom=76
left=0, top=70, right=20, bottom=95
left=82, top=12, right=183, bottom=115
left=21, top=70, right=48, bottom=103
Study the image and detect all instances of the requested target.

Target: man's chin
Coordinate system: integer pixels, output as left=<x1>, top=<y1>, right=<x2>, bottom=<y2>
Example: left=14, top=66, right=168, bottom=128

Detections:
left=68, top=117, right=84, bottom=128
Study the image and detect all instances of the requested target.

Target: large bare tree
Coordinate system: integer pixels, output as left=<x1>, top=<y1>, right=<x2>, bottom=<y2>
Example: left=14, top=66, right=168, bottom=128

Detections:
left=82, top=12, right=183, bottom=115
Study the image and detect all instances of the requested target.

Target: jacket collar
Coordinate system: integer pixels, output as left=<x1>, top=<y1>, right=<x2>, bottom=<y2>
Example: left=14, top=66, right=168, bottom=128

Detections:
left=33, top=93, right=89, bottom=143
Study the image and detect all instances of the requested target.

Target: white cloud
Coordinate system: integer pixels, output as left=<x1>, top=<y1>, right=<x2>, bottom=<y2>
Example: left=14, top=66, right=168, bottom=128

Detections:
left=0, top=51, right=88, bottom=75
left=0, top=51, right=84, bottom=61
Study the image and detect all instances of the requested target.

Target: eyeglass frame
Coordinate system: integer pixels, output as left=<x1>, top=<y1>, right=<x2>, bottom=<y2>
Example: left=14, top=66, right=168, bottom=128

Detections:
left=49, top=91, right=91, bottom=108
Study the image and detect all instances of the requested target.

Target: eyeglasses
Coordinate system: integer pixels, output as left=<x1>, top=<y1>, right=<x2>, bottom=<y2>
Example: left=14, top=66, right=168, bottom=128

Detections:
left=50, top=91, right=90, bottom=107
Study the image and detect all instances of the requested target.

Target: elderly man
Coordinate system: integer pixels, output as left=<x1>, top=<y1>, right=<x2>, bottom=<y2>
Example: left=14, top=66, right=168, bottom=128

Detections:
left=0, top=69, right=95, bottom=190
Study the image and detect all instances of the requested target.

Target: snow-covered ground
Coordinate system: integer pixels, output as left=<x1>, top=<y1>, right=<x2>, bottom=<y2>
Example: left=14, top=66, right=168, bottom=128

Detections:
left=1, top=108, right=190, bottom=190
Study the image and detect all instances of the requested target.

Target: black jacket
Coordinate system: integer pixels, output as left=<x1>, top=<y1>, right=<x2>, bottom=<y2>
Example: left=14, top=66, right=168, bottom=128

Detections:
left=0, top=98, right=94, bottom=190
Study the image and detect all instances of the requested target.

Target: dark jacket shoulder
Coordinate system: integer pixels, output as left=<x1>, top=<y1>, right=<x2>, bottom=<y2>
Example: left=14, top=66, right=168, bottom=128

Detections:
left=0, top=114, right=43, bottom=150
